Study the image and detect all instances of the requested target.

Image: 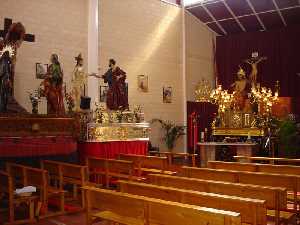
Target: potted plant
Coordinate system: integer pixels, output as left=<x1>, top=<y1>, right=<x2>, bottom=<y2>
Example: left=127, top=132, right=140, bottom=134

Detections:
left=151, top=119, right=185, bottom=151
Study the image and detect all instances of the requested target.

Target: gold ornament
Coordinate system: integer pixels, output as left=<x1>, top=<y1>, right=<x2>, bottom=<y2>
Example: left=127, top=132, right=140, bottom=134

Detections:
left=195, top=79, right=212, bottom=102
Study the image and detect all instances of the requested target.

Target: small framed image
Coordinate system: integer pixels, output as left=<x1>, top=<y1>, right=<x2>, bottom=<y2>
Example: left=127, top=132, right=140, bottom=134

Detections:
left=36, top=63, right=48, bottom=79
left=163, top=86, right=172, bottom=103
left=138, top=75, right=148, bottom=92
left=99, top=85, right=108, bottom=102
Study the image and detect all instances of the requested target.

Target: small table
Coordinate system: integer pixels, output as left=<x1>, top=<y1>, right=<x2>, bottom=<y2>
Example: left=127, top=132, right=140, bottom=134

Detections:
left=197, top=142, right=257, bottom=167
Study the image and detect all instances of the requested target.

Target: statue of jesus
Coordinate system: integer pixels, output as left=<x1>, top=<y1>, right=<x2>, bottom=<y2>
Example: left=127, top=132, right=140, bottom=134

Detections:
left=244, top=55, right=267, bottom=86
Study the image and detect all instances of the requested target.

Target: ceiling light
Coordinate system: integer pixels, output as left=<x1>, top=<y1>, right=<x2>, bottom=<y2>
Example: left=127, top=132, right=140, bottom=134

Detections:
left=183, top=0, right=212, bottom=7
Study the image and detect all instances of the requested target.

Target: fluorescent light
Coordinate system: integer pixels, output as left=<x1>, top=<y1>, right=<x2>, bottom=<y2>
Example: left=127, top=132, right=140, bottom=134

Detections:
left=183, top=0, right=211, bottom=6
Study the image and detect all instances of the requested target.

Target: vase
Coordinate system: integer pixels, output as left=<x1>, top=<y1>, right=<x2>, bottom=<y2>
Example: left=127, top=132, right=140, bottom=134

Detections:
left=32, top=102, right=38, bottom=114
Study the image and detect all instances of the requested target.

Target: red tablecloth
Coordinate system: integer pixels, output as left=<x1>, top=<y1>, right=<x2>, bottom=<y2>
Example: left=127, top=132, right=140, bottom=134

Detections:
left=78, top=141, right=148, bottom=162
left=0, top=137, right=77, bottom=158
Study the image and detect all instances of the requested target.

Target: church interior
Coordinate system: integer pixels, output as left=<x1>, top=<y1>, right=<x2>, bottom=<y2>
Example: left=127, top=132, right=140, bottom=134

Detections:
left=0, top=0, right=300, bottom=224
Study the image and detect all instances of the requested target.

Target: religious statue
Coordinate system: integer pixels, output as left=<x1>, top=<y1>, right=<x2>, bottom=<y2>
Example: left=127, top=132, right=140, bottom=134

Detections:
left=0, top=21, right=27, bottom=113
left=231, top=67, right=250, bottom=111
left=0, top=51, right=12, bottom=112
left=42, top=54, right=65, bottom=115
left=71, top=53, right=87, bottom=111
left=91, top=59, right=128, bottom=110
left=244, top=55, right=267, bottom=86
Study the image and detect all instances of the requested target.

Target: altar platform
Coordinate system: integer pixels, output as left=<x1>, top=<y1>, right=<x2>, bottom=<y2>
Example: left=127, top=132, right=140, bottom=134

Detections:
left=0, top=115, right=78, bottom=167
left=78, top=122, right=150, bottom=162
left=198, top=142, right=258, bottom=167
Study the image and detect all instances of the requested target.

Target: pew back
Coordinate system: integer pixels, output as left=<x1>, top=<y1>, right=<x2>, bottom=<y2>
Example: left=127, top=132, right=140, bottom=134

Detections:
left=118, top=180, right=266, bottom=225
left=148, top=174, right=287, bottom=210
left=83, top=187, right=241, bottom=225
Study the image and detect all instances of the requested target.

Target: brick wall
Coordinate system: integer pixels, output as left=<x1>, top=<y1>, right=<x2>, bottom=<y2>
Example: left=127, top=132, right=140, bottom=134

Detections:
left=0, top=0, right=88, bottom=112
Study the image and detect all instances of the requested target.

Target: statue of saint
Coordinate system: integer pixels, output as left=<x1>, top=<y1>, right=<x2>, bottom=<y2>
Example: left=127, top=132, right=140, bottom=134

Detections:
left=42, top=54, right=65, bottom=115
left=244, top=56, right=267, bottom=86
left=91, top=59, right=128, bottom=110
left=71, top=53, right=87, bottom=111
left=231, top=67, right=250, bottom=111
left=0, top=22, right=27, bottom=113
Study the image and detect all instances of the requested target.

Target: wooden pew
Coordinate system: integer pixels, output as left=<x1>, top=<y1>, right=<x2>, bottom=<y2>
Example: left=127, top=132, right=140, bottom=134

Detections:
left=208, top=160, right=300, bottom=208
left=0, top=170, right=38, bottom=224
left=119, top=154, right=175, bottom=176
left=150, top=152, right=197, bottom=167
left=6, top=163, right=65, bottom=217
left=208, top=161, right=300, bottom=176
left=86, top=157, right=141, bottom=188
left=181, top=166, right=299, bottom=212
left=234, top=156, right=300, bottom=165
left=83, top=186, right=241, bottom=225
left=41, top=160, right=88, bottom=209
left=118, top=180, right=266, bottom=225
left=148, top=174, right=287, bottom=225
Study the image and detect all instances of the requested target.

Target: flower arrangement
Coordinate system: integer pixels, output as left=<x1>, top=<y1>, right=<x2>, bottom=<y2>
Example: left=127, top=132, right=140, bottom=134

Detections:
left=151, top=119, right=186, bottom=151
left=65, top=92, right=75, bottom=113
left=28, top=88, right=42, bottom=114
left=133, top=105, right=144, bottom=122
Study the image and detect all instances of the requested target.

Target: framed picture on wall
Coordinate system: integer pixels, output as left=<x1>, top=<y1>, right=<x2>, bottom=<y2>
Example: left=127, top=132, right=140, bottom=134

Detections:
left=163, top=86, right=172, bottom=103
left=137, top=75, right=148, bottom=92
left=99, top=85, right=108, bottom=102
left=36, top=63, right=48, bottom=79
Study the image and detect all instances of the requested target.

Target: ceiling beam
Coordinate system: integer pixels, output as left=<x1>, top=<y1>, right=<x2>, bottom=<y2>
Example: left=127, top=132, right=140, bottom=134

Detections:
left=222, top=0, right=246, bottom=32
left=245, top=0, right=266, bottom=30
left=272, top=0, right=287, bottom=26
left=201, top=2, right=227, bottom=35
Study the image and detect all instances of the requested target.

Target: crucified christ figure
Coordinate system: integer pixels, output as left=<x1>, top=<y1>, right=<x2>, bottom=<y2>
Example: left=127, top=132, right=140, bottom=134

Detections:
left=244, top=56, right=267, bottom=86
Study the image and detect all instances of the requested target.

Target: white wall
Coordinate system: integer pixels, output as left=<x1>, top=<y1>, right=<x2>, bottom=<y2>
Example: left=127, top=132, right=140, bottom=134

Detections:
left=99, top=0, right=184, bottom=151
left=185, top=11, right=215, bottom=102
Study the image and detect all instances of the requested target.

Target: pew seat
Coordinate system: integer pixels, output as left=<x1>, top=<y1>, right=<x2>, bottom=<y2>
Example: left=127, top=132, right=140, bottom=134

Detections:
left=92, top=211, right=144, bottom=225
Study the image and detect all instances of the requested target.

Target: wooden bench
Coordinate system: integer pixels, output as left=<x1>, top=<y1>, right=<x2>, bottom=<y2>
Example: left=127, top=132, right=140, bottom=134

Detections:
left=0, top=170, right=38, bottom=224
left=234, top=156, right=300, bottom=165
left=86, top=157, right=141, bottom=188
left=83, top=186, right=241, bottom=225
left=119, top=153, right=175, bottom=176
left=181, top=166, right=299, bottom=211
left=148, top=173, right=287, bottom=225
left=150, top=152, right=197, bottom=167
left=208, top=160, right=300, bottom=207
left=118, top=180, right=266, bottom=225
left=6, top=163, right=65, bottom=217
left=41, top=160, right=88, bottom=209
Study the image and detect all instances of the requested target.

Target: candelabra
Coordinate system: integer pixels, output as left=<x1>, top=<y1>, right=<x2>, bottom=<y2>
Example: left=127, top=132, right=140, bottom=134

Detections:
left=250, top=85, right=279, bottom=114
left=210, top=85, right=235, bottom=113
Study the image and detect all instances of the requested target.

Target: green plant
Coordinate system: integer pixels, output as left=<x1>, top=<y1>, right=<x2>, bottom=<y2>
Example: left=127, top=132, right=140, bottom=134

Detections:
left=151, top=119, right=185, bottom=151
left=277, top=119, right=299, bottom=157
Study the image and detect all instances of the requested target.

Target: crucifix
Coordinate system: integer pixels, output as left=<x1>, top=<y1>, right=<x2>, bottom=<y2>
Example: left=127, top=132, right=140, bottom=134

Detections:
left=0, top=18, right=35, bottom=42
left=0, top=18, right=35, bottom=113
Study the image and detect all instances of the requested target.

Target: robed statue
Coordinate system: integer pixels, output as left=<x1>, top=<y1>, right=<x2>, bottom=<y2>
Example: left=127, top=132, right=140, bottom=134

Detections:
left=71, top=53, right=87, bottom=112
left=91, top=59, right=128, bottom=110
left=0, top=22, right=27, bottom=113
left=42, top=54, right=65, bottom=115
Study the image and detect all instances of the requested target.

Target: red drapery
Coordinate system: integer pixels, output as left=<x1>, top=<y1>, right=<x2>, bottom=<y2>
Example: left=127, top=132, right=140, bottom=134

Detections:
left=216, top=25, right=300, bottom=114
left=78, top=141, right=148, bottom=162
left=0, top=137, right=77, bottom=157
left=187, top=102, right=217, bottom=153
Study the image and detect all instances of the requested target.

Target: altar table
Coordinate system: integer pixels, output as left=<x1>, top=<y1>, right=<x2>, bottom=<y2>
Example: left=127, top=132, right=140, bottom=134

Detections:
left=78, top=141, right=148, bottom=162
left=197, top=142, right=257, bottom=167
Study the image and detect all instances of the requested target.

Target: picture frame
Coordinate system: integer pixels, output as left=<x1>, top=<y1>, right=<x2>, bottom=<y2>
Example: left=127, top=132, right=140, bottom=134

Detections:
left=137, top=75, right=148, bottom=92
left=99, top=85, right=108, bottom=103
left=36, top=63, right=48, bottom=79
left=163, top=86, right=172, bottom=103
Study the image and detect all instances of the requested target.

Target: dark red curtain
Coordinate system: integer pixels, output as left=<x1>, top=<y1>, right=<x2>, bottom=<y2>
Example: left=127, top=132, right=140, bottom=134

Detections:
left=216, top=25, right=300, bottom=113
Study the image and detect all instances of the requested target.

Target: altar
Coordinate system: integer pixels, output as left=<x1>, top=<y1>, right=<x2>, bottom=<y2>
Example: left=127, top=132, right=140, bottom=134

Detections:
left=198, top=142, right=258, bottom=167
left=78, top=122, right=150, bottom=161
